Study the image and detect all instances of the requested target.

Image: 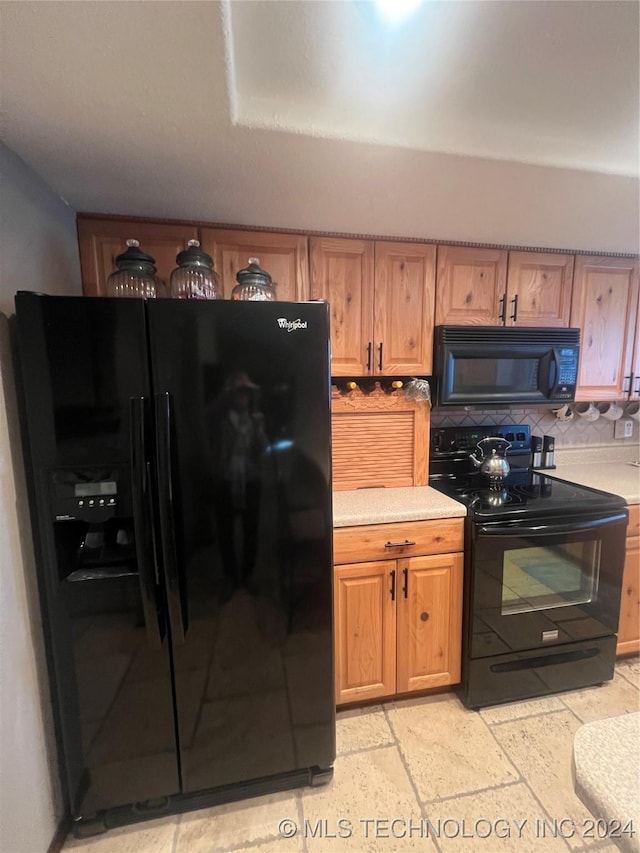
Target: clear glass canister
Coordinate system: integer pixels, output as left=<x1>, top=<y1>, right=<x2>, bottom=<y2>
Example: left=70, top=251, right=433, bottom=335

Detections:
left=231, top=258, right=276, bottom=301
left=170, top=240, right=220, bottom=300
left=106, top=239, right=159, bottom=298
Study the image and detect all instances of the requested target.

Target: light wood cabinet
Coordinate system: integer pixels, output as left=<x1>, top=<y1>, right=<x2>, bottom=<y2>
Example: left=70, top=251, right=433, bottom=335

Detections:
left=617, top=504, right=640, bottom=656
left=436, top=246, right=508, bottom=326
left=570, top=256, right=640, bottom=402
left=505, top=252, right=574, bottom=327
left=333, top=519, right=464, bottom=705
left=629, top=306, right=640, bottom=400
left=310, top=237, right=374, bottom=375
left=310, top=238, right=436, bottom=376
left=77, top=217, right=198, bottom=297
left=199, top=228, right=309, bottom=301
left=436, top=246, right=575, bottom=328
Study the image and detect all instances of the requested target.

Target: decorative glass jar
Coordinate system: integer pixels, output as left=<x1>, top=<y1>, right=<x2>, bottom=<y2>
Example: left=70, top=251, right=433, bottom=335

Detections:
left=106, top=239, right=159, bottom=298
left=169, top=240, right=221, bottom=300
left=231, top=258, right=276, bottom=301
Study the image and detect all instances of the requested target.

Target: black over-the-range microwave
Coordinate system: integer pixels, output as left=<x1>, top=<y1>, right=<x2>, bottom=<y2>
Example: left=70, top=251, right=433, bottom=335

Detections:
left=434, top=325, right=580, bottom=407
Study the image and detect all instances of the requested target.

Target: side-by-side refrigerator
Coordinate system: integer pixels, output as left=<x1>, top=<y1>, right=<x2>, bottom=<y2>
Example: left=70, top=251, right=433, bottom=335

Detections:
left=15, top=292, right=335, bottom=835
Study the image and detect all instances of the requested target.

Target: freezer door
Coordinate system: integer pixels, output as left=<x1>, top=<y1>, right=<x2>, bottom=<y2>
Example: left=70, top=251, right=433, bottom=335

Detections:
left=15, top=293, right=180, bottom=819
left=147, top=300, right=335, bottom=793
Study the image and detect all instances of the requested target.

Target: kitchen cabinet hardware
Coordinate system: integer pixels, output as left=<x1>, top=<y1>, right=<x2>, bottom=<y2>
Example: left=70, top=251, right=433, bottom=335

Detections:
left=623, top=374, right=633, bottom=395
left=378, top=342, right=383, bottom=372
left=385, top=539, right=416, bottom=548
left=510, top=294, right=519, bottom=322
left=366, top=341, right=372, bottom=372
left=499, top=294, right=507, bottom=324
left=390, top=569, right=396, bottom=601
left=635, top=376, right=640, bottom=396
left=402, top=567, right=409, bottom=599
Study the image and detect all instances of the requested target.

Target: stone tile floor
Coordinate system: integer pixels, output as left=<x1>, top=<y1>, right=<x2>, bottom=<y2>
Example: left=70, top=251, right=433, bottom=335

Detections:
left=63, top=658, right=640, bottom=853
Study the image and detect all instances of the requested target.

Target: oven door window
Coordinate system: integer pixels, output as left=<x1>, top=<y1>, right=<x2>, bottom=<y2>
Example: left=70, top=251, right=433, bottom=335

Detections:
left=501, top=541, right=601, bottom=615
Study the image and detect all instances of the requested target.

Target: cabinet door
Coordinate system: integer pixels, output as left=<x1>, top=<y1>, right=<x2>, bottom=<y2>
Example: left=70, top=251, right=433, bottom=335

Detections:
left=77, top=217, right=198, bottom=297
left=571, top=256, right=640, bottom=401
left=373, top=242, right=436, bottom=375
left=199, top=228, right=309, bottom=301
left=396, top=553, right=463, bottom=694
left=505, top=252, right=574, bottom=327
left=617, top=536, right=640, bottom=656
left=435, top=246, right=508, bottom=326
left=310, top=238, right=374, bottom=376
left=334, top=561, right=396, bottom=704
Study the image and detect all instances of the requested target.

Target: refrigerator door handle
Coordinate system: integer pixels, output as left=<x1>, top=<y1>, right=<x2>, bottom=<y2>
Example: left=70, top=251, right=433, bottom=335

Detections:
left=155, top=391, right=187, bottom=645
left=130, top=397, right=164, bottom=649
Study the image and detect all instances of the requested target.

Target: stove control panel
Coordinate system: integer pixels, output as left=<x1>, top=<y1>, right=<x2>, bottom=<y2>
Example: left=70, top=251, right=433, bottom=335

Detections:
left=431, top=424, right=532, bottom=456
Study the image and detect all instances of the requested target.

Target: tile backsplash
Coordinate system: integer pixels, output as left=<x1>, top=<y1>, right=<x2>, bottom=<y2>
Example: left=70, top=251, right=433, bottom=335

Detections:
left=430, top=405, right=639, bottom=448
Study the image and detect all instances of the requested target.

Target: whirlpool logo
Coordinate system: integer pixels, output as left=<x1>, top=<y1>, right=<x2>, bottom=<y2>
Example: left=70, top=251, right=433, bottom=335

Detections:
left=277, top=318, right=308, bottom=332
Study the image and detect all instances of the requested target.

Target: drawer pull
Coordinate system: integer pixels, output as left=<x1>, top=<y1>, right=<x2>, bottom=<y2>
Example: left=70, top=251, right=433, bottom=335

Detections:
left=385, top=539, right=416, bottom=548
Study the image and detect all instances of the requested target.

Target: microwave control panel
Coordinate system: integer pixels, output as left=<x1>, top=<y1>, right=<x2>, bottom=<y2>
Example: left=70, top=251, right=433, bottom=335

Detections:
left=552, top=347, right=579, bottom=399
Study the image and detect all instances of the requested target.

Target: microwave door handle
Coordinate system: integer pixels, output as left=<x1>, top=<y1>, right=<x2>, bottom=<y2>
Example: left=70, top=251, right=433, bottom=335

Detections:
left=548, top=349, right=558, bottom=390
left=478, top=513, right=628, bottom=537
left=130, top=397, right=163, bottom=649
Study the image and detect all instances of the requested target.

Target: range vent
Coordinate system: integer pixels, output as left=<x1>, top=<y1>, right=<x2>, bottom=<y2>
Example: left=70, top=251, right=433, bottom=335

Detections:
left=437, top=326, right=580, bottom=346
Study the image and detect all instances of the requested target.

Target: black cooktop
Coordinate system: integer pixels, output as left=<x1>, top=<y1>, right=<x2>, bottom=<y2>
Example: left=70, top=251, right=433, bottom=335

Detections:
left=429, top=468, right=626, bottom=520
left=429, top=423, right=626, bottom=521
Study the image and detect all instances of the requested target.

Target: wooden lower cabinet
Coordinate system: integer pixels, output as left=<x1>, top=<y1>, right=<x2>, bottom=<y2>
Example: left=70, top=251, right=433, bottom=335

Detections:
left=333, top=523, right=464, bottom=705
left=617, top=505, right=640, bottom=656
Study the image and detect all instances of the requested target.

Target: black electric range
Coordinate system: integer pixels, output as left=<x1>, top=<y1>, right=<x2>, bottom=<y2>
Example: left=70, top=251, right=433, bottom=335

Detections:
left=428, top=424, right=628, bottom=709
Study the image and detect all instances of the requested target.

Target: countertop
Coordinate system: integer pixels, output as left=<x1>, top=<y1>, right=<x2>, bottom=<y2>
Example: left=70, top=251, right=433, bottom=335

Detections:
left=333, top=486, right=466, bottom=528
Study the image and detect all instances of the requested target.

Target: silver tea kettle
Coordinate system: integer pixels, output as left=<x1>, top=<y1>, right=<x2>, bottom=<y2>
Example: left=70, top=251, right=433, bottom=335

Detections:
left=470, top=437, right=511, bottom=480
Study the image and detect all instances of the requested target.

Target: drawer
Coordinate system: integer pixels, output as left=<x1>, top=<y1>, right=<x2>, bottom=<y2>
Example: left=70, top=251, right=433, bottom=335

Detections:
left=627, top=504, right=640, bottom=539
left=333, top=518, right=464, bottom=565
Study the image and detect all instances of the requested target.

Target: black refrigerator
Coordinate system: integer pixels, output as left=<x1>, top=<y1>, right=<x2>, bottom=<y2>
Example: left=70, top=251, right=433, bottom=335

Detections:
left=15, top=292, right=335, bottom=835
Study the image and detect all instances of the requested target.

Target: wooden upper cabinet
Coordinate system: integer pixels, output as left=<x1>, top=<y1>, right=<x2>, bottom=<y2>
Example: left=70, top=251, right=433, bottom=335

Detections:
left=373, top=242, right=436, bottom=375
left=396, top=553, right=463, bottom=693
left=199, top=228, right=309, bottom=302
left=436, top=246, right=508, bottom=326
left=630, top=306, right=640, bottom=400
left=310, top=237, right=374, bottom=376
left=334, top=561, right=397, bottom=704
left=570, top=256, right=640, bottom=401
left=77, top=217, right=198, bottom=297
left=505, top=252, right=574, bottom=327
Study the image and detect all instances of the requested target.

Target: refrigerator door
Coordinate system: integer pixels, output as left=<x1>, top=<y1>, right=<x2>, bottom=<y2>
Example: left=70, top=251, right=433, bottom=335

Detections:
left=15, top=293, right=180, bottom=820
left=147, top=300, right=335, bottom=794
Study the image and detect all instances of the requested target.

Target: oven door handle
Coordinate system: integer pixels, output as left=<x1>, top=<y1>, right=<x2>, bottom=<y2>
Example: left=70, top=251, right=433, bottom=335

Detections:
left=477, top=512, right=628, bottom=537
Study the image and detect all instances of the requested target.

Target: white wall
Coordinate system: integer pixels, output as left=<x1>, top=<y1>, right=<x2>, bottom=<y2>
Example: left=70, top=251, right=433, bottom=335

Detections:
left=0, top=142, right=81, bottom=853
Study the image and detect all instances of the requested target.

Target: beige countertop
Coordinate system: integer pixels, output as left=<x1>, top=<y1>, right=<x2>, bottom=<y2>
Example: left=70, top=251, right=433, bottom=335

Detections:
left=333, top=486, right=466, bottom=528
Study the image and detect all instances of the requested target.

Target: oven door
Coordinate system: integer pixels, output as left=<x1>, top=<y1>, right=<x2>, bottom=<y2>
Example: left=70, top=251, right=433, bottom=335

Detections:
left=468, top=511, right=628, bottom=659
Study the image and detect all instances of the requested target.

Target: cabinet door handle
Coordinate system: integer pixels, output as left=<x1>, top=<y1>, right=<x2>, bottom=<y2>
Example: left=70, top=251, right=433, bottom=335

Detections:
left=390, top=569, right=396, bottom=601
left=378, top=342, right=383, bottom=372
left=402, top=567, right=408, bottom=599
left=498, top=294, right=506, bottom=324
left=366, top=341, right=372, bottom=372
left=635, top=375, right=640, bottom=396
left=385, top=540, right=416, bottom=548
left=510, top=294, right=519, bottom=323
left=623, top=373, right=633, bottom=395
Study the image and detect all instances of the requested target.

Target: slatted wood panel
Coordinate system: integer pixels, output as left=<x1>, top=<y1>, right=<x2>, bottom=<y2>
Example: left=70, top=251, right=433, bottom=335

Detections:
left=331, top=394, right=430, bottom=490
left=332, top=412, right=414, bottom=489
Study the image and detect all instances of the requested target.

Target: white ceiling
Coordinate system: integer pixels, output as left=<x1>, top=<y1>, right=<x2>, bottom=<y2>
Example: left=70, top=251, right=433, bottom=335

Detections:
left=1, top=1, right=639, bottom=252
